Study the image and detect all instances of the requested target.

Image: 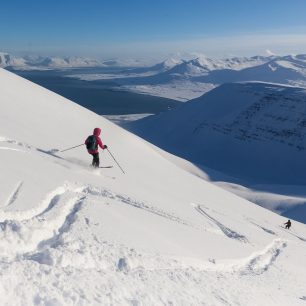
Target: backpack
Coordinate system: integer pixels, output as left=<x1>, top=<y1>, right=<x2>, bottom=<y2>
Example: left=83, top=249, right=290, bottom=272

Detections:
left=86, top=135, right=97, bottom=151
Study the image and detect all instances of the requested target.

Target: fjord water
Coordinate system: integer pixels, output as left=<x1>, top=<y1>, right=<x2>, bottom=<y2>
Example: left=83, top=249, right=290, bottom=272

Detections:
left=11, top=68, right=180, bottom=115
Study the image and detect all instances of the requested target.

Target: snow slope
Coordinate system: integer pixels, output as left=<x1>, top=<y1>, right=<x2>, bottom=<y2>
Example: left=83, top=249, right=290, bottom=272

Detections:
left=128, top=82, right=306, bottom=221
left=1, top=68, right=306, bottom=305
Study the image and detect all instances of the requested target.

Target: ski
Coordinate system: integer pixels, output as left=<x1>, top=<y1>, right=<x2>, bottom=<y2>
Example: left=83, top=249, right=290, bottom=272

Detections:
left=99, top=166, right=113, bottom=168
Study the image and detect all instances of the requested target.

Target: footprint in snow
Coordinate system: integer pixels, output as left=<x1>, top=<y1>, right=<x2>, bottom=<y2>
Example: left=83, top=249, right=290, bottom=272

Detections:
left=117, top=257, right=129, bottom=272
left=299, top=296, right=306, bottom=301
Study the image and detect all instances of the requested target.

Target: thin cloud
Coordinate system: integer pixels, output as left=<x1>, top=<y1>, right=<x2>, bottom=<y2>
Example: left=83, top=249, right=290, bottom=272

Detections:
left=84, top=32, right=306, bottom=59
left=6, top=32, right=306, bottom=60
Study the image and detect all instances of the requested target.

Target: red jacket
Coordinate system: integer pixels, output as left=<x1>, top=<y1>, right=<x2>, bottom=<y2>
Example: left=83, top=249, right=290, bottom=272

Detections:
left=85, top=128, right=106, bottom=154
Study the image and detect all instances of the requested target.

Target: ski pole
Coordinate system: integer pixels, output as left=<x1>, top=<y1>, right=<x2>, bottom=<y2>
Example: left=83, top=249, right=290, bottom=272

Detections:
left=107, top=148, right=125, bottom=174
left=60, top=143, right=84, bottom=153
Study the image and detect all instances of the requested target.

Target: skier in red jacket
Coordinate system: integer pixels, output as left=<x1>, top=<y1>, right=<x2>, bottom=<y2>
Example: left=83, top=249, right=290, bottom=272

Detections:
left=85, top=128, right=107, bottom=168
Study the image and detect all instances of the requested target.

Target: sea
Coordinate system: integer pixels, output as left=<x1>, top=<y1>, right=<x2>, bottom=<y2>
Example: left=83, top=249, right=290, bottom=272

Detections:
left=10, top=68, right=180, bottom=115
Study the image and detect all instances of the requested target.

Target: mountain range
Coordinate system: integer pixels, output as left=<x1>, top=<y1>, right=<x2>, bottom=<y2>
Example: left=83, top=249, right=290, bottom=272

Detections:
left=138, top=54, right=306, bottom=88
left=0, top=52, right=148, bottom=69
left=4, top=52, right=306, bottom=93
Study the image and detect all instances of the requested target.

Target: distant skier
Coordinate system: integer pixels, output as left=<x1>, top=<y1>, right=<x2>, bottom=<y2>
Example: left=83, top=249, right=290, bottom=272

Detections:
left=85, top=128, right=107, bottom=168
left=284, top=219, right=291, bottom=229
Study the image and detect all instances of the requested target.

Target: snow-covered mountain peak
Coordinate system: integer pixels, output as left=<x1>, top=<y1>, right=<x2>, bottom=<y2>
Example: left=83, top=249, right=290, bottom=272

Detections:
left=191, top=56, right=212, bottom=67
left=149, top=57, right=183, bottom=72
left=162, top=57, right=182, bottom=68
left=162, top=57, right=212, bottom=77
left=157, top=55, right=273, bottom=80
left=0, top=52, right=27, bottom=68
left=0, top=52, right=10, bottom=64
left=295, top=54, right=306, bottom=61
left=255, top=55, right=306, bottom=80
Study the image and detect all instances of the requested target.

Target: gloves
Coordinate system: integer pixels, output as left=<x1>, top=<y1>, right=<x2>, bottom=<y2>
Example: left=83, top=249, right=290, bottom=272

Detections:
left=104, top=145, right=108, bottom=149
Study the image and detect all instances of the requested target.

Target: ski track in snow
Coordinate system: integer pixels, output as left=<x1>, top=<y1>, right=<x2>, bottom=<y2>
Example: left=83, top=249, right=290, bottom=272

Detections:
left=248, top=219, right=306, bottom=242
left=0, top=181, right=293, bottom=305
left=0, top=183, right=190, bottom=226
left=0, top=147, right=25, bottom=152
left=279, top=226, right=306, bottom=242
left=192, top=203, right=248, bottom=242
left=300, top=296, right=306, bottom=301
left=114, top=194, right=190, bottom=226
left=122, top=238, right=287, bottom=276
left=81, top=186, right=191, bottom=226
left=0, top=136, right=31, bottom=150
left=249, top=221, right=276, bottom=235
left=0, top=136, right=113, bottom=175
left=1, top=181, right=256, bottom=273
left=3, top=181, right=24, bottom=208
left=0, top=136, right=62, bottom=159
left=0, top=189, right=85, bottom=261
left=0, top=185, right=67, bottom=222
left=237, top=239, right=287, bottom=275
left=0, top=183, right=192, bottom=264
left=194, top=238, right=287, bottom=276
left=24, top=196, right=85, bottom=265
left=0, top=179, right=284, bottom=273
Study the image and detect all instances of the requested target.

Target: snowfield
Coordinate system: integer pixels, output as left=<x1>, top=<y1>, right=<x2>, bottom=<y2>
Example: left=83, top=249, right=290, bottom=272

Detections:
left=1, top=68, right=306, bottom=305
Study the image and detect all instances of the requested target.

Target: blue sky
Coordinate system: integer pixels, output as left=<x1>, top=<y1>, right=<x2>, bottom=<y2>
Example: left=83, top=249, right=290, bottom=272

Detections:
left=1, top=0, right=306, bottom=59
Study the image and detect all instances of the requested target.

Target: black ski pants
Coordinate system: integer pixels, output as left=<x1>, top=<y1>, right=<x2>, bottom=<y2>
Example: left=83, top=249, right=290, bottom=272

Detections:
left=91, top=153, right=99, bottom=168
